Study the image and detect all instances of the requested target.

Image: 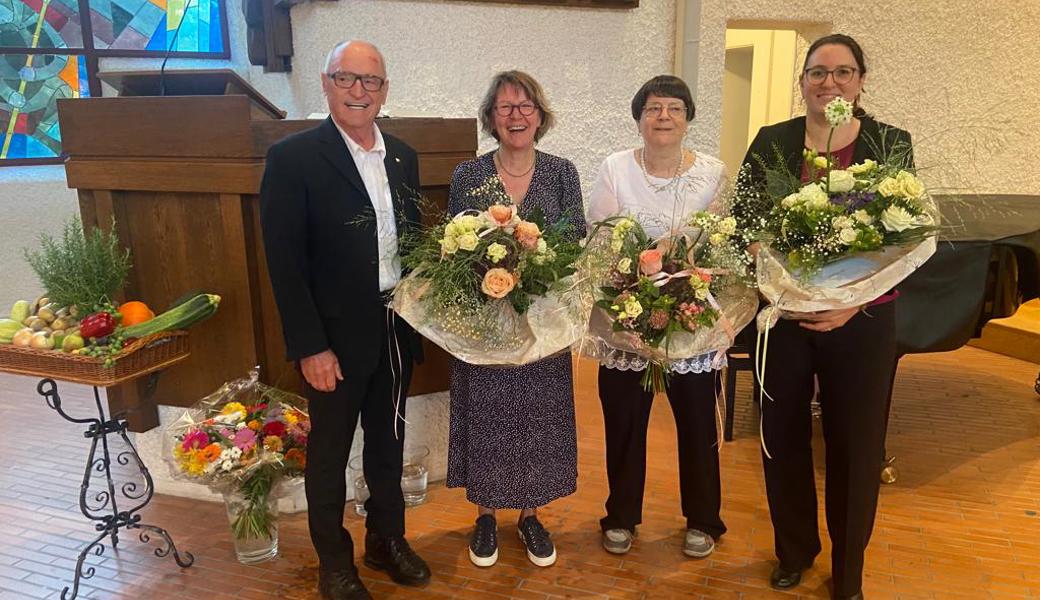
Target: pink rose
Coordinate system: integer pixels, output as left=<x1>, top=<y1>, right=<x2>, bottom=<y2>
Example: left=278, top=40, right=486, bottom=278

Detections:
left=514, top=221, right=541, bottom=250
left=639, top=249, right=663, bottom=276
left=481, top=268, right=517, bottom=299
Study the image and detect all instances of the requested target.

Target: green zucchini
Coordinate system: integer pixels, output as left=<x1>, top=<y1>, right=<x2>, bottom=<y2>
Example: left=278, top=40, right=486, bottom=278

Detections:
left=122, top=293, right=220, bottom=337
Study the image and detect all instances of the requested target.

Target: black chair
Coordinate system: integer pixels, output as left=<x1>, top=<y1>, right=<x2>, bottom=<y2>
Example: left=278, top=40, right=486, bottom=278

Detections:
left=723, top=325, right=760, bottom=441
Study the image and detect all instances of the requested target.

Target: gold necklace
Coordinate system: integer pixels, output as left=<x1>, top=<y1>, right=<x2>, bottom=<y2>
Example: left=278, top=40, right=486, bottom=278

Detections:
left=495, top=150, right=535, bottom=178
left=639, top=147, right=685, bottom=190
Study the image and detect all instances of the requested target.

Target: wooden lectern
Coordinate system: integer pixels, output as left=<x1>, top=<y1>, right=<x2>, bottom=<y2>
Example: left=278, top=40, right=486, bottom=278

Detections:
left=58, top=69, right=475, bottom=431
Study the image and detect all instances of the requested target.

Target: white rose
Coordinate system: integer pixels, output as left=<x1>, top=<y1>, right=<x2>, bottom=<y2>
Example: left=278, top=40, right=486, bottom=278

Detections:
left=781, top=193, right=802, bottom=209
left=877, top=177, right=903, bottom=198
left=799, top=184, right=830, bottom=210
left=831, top=216, right=853, bottom=230
left=853, top=209, right=874, bottom=225
left=617, top=257, right=632, bottom=274
left=839, top=227, right=859, bottom=245
left=485, top=242, right=508, bottom=263
left=827, top=169, right=856, bottom=193
left=718, top=216, right=737, bottom=235
left=880, top=205, right=915, bottom=232
left=896, top=170, right=925, bottom=199
left=440, top=235, right=459, bottom=254
left=457, top=231, right=480, bottom=252
left=848, top=159, right=877, bottom=175
left=454, top=214, right=484, bottom=232
left=709, top=232, right=727, bottom=246
left=622, top=297, right=643, bottom=319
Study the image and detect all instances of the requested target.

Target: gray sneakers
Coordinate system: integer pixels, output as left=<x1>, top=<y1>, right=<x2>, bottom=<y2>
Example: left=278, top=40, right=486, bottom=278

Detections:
left=682, top=528, right=715, bottom=558
left=601, top=528, right=634, bottom=554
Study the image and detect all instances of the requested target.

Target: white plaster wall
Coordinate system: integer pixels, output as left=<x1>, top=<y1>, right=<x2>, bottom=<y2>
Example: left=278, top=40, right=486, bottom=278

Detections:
left=693, top=0, right=1040, bottom=195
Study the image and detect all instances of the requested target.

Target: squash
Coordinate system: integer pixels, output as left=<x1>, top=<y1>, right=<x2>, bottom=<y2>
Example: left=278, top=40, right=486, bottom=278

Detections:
left=121, top=293, right=220, bottom=338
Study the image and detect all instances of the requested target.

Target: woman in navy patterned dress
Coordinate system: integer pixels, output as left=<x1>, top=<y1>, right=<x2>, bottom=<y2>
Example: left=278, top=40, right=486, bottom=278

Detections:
left=446, top=71, right=586, bottom=569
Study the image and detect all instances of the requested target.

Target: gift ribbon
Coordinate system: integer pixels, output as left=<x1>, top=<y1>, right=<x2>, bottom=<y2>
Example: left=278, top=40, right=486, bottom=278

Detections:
left=385, top=298, right=410, bottom=440
left=754, top=304, right=781, bottom=459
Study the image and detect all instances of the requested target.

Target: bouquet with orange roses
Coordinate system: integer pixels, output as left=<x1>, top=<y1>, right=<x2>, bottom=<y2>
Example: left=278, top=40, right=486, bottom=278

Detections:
left=393, top=178, right=587, bottom=365
left=581, top=213, right=757, bottom=392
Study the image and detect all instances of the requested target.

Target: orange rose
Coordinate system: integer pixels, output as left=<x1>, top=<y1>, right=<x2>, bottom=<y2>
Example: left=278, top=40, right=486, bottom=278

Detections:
left=639, top=249, right=663, bottom=276
left=514, top=221, right=541, bottom=250
left=481, top=268, right=517, bottom=299
left=487, top=204, right=517, bottom=226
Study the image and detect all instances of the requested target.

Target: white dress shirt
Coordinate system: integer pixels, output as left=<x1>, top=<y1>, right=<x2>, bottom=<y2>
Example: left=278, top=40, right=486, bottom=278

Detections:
left=336, top=122, right=401, bottom=292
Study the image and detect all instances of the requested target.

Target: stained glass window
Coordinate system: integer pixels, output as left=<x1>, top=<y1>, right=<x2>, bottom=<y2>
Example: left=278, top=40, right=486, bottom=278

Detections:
left=0, top=53, right=89, bottom=159
left=0, top=0, right=228, bottom=165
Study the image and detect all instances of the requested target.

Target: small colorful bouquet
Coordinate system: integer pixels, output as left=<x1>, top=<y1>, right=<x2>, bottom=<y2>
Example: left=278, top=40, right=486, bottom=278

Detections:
left=582, top=213, right=757, bottom=392
left=163, top=370, right=308, bottom=554
left=393, top=177, right=588, bottom=365
left=736, top=97, right=939, bottom=316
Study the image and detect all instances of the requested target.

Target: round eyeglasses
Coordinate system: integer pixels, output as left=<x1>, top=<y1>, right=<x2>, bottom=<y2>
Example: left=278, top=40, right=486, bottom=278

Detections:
left=494, top=102, right=538, bottom=117
left=326, top=71, right=385, bottom=92
left=803, top=66, right=859, bottom=85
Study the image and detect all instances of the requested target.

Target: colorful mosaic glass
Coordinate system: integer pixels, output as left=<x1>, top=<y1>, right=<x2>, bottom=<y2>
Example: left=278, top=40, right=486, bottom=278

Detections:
left=90, top=0, right=225, bottom=53
left=0, top=0, right=84, bottom=49
left=0, top=53, right=89, bottom=159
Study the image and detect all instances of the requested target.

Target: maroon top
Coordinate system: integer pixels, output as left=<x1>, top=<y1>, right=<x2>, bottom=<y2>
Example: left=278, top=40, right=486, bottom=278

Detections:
left=801, top=139, right=899, bottom=308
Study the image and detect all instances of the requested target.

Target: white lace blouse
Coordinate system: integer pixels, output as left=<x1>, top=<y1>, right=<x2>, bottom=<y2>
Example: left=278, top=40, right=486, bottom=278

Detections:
left=586, top=148, right=729, bottom=374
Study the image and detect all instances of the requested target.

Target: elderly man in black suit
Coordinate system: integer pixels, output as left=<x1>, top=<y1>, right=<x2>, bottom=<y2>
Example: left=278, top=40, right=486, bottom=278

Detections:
left=260, top=40, right=429, bottom=600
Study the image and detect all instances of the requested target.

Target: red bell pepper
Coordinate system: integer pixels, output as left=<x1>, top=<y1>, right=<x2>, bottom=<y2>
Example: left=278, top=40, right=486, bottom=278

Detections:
left=80, top=312, right=117, bottom=339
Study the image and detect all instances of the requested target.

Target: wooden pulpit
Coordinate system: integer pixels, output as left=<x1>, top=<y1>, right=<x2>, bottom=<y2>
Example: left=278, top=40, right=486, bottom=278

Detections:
left=57, top=69, right=474, bottom=431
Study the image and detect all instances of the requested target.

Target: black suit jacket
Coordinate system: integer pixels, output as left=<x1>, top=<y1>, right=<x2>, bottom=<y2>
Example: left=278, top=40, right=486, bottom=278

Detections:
left=736, top=115, right=914, bottom=230
left=260, top=117, right=423, bottom=373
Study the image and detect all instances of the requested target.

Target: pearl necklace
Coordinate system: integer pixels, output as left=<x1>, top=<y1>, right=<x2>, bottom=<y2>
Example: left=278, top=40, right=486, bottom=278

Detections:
left=639, top=147, right=685, bottom=191
left=495, top=150, right=535, bottom=178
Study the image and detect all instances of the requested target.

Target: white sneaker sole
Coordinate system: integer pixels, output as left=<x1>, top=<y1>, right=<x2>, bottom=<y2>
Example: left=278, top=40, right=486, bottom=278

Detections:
left=468, top=546, right=498, bottom=567
left=682, top=545, right=714, bottom=558
left=518, top=530, right=557, bottom=567
left=602, top=541, right=631, bottom=555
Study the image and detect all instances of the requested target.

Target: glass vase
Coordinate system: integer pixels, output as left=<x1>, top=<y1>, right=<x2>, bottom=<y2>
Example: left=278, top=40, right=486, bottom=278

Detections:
left=222, top=489, right=279, bottom=564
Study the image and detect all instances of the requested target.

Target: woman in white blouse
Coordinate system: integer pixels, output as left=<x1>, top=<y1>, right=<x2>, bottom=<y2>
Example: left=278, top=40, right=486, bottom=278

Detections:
left=587, top=75, right=728, bottom=559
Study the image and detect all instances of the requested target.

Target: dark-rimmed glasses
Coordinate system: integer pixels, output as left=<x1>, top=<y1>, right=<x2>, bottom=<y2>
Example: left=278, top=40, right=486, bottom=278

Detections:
left=803, top=66, right=859, bottom=85
left=494, top=102, right=538, bottom=117
left=326, top=71, right=385, bottom=92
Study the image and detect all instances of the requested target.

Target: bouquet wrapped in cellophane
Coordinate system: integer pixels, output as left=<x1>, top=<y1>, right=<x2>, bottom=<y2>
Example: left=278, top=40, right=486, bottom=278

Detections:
left=393, top=177, right=589, bottom=365
left=163, top=370, right=308, bottom=542
left=580, top=212, right=758, bottom=392
left=736, top=98, right=939, bottom=319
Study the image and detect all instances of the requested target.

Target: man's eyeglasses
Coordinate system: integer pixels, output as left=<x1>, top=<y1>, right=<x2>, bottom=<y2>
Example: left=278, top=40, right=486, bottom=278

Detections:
left=803, top=66, right=859, bottom=85
left=643, top=104, right=687, bottom=118
left=326, top=71, right=385, bottom=92
left=494, top=102, right=538, bottom=117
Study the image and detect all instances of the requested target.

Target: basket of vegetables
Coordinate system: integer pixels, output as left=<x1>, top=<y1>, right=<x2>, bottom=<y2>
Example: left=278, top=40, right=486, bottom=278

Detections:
left=0, top=217, right=220, bottom=386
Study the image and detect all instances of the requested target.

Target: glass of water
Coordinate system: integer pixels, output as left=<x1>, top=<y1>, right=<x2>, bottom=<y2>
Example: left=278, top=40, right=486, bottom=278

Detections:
left=401, top=445, right=430, bottom=506
left=347, top=455, right=368, bottom=516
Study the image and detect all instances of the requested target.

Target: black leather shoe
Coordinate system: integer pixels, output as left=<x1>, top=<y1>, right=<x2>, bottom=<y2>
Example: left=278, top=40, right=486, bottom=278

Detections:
left=769, top=564, right=803, bottom=589
left=318, top=568, right=372, bottom=600
left=364, top=532, right=432, bottom=586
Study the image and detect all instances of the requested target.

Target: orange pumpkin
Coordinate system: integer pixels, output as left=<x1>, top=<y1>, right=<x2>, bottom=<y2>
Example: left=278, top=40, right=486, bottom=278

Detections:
left=118, top=301, right=155, bottom=327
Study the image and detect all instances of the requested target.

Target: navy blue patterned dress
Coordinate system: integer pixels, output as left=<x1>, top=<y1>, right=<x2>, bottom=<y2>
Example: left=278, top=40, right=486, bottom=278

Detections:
left=445, top=150, right=587, bottom=509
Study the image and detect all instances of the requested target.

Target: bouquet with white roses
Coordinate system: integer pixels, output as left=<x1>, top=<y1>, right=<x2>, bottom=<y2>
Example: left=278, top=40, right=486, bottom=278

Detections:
left=735, top=97, right=939, bottom=315
left=392, top=176, right=589, bottom=365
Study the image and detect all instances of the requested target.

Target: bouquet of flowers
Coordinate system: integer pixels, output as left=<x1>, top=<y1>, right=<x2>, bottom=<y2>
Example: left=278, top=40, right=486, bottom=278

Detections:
left=582, top=212, right=757, bottom=392
left=164, top=371, right=308, bottom=549
left=393, top=177, right=588, bottom=365
left=737, top=97, right=939, bottom=316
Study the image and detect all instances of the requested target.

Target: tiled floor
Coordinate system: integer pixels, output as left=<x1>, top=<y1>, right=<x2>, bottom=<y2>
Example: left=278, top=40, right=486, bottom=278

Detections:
left=1, top=347, right=1038, bottom=599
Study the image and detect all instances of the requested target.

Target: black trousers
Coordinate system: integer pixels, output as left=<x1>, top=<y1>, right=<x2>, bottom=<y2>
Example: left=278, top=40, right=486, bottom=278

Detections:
left=759, top=302, right=895, bottom=597
left=304, top=306, right=414, bottom=572
left=598, top=366, right=727, bottom=539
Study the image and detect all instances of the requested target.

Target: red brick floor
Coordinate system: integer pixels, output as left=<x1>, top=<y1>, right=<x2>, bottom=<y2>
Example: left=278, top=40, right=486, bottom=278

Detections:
left=1, top=347, right=1038, bottom=599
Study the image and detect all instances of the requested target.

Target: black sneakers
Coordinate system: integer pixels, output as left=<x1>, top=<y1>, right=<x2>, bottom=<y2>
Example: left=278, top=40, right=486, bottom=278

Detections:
left=468, top=514, right=498, bottom=567
left=517, top=516, right=557, bottom=567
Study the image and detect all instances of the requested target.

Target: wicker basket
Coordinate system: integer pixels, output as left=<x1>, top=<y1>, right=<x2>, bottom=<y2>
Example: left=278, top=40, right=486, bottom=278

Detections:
left=0, top=330, right=190, bottom=387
